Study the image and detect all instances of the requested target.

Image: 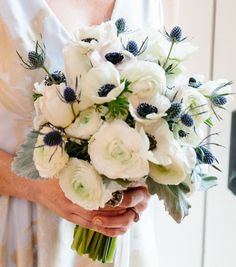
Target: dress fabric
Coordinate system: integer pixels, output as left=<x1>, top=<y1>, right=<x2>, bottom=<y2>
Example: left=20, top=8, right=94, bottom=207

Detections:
left=0, top=0, right=163, bottom=266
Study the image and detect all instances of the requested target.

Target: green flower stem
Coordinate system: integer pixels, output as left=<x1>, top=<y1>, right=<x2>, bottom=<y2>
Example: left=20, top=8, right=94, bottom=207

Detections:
left=102, top=237, right=112, bottom=263
left=41, top=65, right=56, bottom=83
left=94, top=234, right=104, bottom=260
left=86, top=229, right=95, bottom=252
left=70, top=103, right=77, bottom=120
left=71, top=226, right=117, bottom=263
left=107, top=237, right=117, bottom=262
left=163, top=40, right=175, bottom=70
left=89, top=232, right=101, bottom=260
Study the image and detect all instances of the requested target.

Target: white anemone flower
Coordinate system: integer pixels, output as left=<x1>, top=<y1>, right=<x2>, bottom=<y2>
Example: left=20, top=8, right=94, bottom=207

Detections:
left=59, top=158, right=112, bottom=210
left=88, top=120, right=149, bottom=180
left=80, top=62, right=125, bottom=108
left=129, top=94, right=171, bottom=125
left=136, top=119, right=174, bottom=166
left=122, top=60, right=166, bottom=99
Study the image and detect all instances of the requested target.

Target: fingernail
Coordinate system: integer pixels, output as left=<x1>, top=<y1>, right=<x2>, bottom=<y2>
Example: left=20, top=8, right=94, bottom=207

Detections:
left=93, top=218, right=103, bottom=226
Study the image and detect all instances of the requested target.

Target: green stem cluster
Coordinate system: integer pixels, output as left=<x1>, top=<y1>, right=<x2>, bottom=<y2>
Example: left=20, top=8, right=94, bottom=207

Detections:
left=71, top=226, right=117, bottom=263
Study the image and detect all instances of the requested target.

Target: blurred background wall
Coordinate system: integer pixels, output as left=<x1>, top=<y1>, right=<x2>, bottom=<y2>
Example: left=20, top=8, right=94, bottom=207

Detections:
left=155, top=1, right=236, bottom=266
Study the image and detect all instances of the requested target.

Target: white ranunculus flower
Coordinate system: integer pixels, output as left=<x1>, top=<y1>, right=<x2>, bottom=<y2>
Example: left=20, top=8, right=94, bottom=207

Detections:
left=88, top=120, right=149, bottom=180
left=122, top=60, right=166, bottom=99
left=80, top=62, right=125, bottom=107
left=176, top=87, right=209, bottom=126
left=129, top=94, right=171, bottom=125
left=58, top=158, right=112, bottom=210
left=33, top=126, right=69, bottom=178
left=63, top=43, right=92, bottom=86
left=38, top=83, right=79, bottom=128
left=149, top=142, right=196, bottom=185
left=65, top=107, right=104, bottom=139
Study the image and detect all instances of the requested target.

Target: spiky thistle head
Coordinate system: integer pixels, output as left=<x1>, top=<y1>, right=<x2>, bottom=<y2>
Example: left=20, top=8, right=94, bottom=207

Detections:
left=17, top=40, right=46, bottom=70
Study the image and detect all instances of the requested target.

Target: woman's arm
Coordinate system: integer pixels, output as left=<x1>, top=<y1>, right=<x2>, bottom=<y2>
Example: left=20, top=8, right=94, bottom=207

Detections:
left=0, top=149, right=149, bottom=236
left=162, top=0, right=180, bottom=29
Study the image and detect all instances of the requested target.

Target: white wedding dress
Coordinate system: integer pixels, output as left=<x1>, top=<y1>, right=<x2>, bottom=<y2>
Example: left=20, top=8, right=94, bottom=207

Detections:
left=0, top=0, right=163, bottom=266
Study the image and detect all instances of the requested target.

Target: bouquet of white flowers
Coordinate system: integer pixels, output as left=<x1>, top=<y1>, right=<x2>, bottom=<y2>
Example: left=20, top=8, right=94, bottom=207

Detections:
left=13, top=18, right=233, bottom=263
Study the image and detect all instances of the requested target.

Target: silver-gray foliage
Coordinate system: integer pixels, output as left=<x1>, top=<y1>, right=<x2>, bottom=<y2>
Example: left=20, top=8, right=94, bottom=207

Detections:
left=146, top=176, right=191, bottom=223
left=12, top=130, right=40, bottom=179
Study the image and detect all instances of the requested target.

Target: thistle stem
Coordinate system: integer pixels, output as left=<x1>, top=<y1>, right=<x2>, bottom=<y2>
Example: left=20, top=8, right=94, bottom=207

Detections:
left=70, top=103, right=77, bottom=119
left=163, top=40, right=175, bottom=70
left=41, top=65, right=56, bottom=83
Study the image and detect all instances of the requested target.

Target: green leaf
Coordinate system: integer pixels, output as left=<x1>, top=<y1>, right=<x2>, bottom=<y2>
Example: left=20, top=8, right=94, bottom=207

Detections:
left=65, top=140, right=90, bottom=161
left=199, top=176, right=218, bottom=191
left=33, top=92, right=43, bottom=101
left=204, top=118, right=214, bottom=128
left=12, top=130, right=40, bottom=179
left=146, top=176, right=191, bottom=223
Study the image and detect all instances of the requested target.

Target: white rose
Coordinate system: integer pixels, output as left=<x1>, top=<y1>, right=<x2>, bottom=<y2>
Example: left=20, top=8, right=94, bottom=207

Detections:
left=122, top=60, right=166, bottom=99
left=149, top=142, right=196, bottom=185
left=88, top=120, right=149, bottom=180
left=58, top=158, right=112, bottom=210
left=38, top=83, right=79, bottom=128
left=65, top=107, right=104, bottom=139
left=80, top=62, right=125, bottom=108
left=129, top=94, right=171, bottom=125
left=33, top=126, right=69, bottom=178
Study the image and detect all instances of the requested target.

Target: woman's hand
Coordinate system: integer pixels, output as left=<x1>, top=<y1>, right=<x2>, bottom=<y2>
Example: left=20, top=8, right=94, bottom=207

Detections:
left=33, top=179, right=150, bottom=237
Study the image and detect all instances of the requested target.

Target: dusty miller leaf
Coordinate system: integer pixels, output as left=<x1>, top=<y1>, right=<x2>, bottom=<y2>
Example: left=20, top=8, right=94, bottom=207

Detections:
left=12, top=130, right=40, bottom=179
left=146, top=176, right=191, bottom=223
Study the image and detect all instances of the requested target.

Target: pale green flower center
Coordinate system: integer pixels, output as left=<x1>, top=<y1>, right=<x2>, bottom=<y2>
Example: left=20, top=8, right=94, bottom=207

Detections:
left=107, top=139, right=132, bottom=163
left=72, top=177, right=89, bottom=198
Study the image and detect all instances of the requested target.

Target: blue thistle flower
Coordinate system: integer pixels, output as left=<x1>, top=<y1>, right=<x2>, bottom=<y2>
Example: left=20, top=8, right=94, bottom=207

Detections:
left=211, top=95, right=227, bottom=106
left=170, top=26, right=182, bottom=42
left=137, top=103, right=158, bottom=118
left=126, top=40, right=139, bottom=56
left=195, top=146, right=215, bottom=165
left=115, top=18, right=126, bottom=34
left=181, top=114, right=194, bottom=127
left=98, top=84, right=116, bottom=97
left=167, top=102, right=182, bottom=119
left=43, top=130, right=63, bottom=147
left=64, top=87, right=77, bottom=103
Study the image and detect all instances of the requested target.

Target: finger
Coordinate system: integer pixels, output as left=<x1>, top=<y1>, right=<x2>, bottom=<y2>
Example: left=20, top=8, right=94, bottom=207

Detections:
left=119, top=187, right=149, bottom=208
left=68, top=214, right=127, bottom=237
left=69, top=204, right=126, bottom=220
left=92, top=208, right=137, bottom=228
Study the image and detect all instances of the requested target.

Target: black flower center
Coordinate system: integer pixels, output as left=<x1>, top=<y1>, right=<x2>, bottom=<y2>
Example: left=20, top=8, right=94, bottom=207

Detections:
left=137, top=103, right=158, bottom=118
left=63, top=87, right=77, bottom=103
left=81, top=37, right=98, bottom=43
left=147, top=133, right=157, bottom=150
left=105, top=52, right=124, bottom=65
left=98, top=84, right=116, bottom=97
left=43, top=130, right=63, bottom=146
